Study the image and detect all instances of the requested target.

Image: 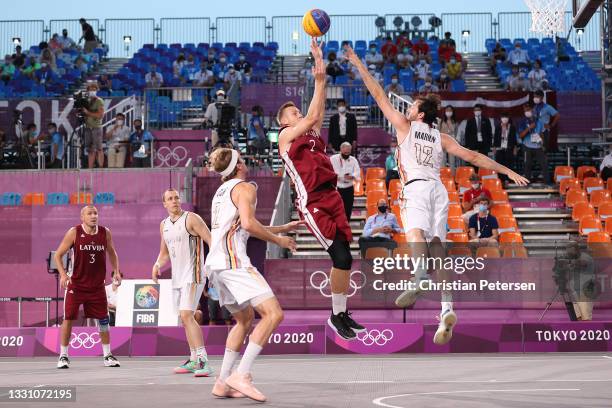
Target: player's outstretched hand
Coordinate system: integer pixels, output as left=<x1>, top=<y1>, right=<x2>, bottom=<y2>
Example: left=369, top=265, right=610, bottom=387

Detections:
left=283, top=220, right=306, bottom=233
left=277, top=236, right=297, bottom=252
left=310, top=37, right=323, bottom=61
left=343, top=44, right=359, bottom=65
left=60, top=274, right=71, bottom=289
left=152, top=264, right=161, bottom=283
left=507, top=171, right=529, bottom=186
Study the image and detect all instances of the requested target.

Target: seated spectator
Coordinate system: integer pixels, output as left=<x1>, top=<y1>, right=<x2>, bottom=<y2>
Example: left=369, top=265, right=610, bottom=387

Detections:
left=206, top=49, right=217, bottom=65
left=129, top=119, right=154, bottom=167
left=446, top=55, right=463, bottom=79
left=490, top=42, right=507, bottom=72
left=385, top=73, right=405, bottom=95
left=412, top=37, right=431, bottom=63
left=462, top=174, right=492, bottom=223
left=418, top=76, right=439, bottom=93
left=22, top=58, right=41, bottom=80
left=415, top=58, right=430, bottom=80
left=438, top=105, right=458, bottom=168
left=600, top=148, right=612, bottom=181
left=381, top=36, right=399, bottom=64
left=58, top=29, right=77, bottom=50
left=39, top=48, right=56, bottom=71
left=1, top=56, right=15, bottom=84
left=248, top=105, right=267, bottom=156
left=325, top=51, right=345, bottom=82
left=367, top=64, right=383, bottom=84
left=98, top=74, right=112, bottom=93
left=0, top=129, right=5, bottom=151
left=335, top=40, right=352, bottom=62
left=507, top=42, right=530, bottom=67
left=224, top=64, right=241, bottom=107
left=46, top=122, right=63, bottom=168
left=74, top=56, right=88, bottom=74
left=48, top=34, right=63, bottom=54
left=106, top=113, right=130, bottom=168
left=505, top=65, right=528, bottom=91
left=235, top=51, right=252, bottom=83
left=11, top=45, right=25, bottom=69
left=172, top=54, right=186, bottom=79
left=385, top=139, right=400, bottom=188
left=395, top=31, right=412, bottom=50
left=105, top=270, right=123, bottom=327
left=213, top=53, right=230, bottom=82
left=437, top=69, right=451, bottom=91
left=180, top=56, right=199, bottom=84
left=358, top=198, right=402, bottom=257
left=468, top=196, right=499, bottom=244
left=365, top=44, right=384, bottom=70
left=194, top=61, right=214, bottom=87
left=528, top=59, right=548, bottom=91
left=145, top=64, right=164, bottom=88
left=35, top=63, right=57, bottom=87
left=396, top=46, right=414, bottom=69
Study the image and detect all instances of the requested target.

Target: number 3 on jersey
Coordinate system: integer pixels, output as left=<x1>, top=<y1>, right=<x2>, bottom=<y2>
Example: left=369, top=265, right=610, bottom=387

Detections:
left=89, top=253, right=95, bottom=263
left=414, top=143, right=434, bottom=168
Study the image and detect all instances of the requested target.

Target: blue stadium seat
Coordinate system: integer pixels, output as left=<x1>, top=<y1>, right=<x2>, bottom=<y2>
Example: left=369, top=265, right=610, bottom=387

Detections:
left=1, top=192, right=22, bottom=206
left=46, top=193, right=69, bottom=205
left=94, top=192, right=116, bottom=205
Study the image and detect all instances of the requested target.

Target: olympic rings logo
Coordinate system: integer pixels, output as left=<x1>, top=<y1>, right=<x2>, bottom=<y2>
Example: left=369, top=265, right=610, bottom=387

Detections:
left=356, top=329, right=394, bottom=346
left=70, top=332, right=101, bottom=349
left=156, top=146, right=188, bottom=167
left=309, top=270, right=366, bottom=298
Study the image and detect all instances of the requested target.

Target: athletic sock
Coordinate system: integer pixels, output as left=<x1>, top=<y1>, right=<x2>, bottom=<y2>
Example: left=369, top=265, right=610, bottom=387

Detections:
left=331, top=293, right=347, bottom=315
left=236, top=341, right=263, bottom=375
left=220, top=348, right=240, bottom=380
left=102, top=343, right=111, bottom=357
left=190, top=348, right=196, bottom=361
left=441, top=290, right=453, bottom=313
left=196, top=346, right=208, bottom=362
left=60, top=345, right=68, bottom=357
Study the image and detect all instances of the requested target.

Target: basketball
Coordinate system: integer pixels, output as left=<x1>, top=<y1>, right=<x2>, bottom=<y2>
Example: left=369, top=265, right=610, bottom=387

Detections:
left=302, top=9, right=330, bottom=37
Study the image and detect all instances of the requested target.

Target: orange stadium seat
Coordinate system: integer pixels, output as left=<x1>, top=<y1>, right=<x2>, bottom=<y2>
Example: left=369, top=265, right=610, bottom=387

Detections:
left=579, top=216, right=603, bottom=235
left=502, top=244, right=528, bottom=258
left=23, top=193, right=45, bottom=206
left=478, top=168, right=498, bottom=179
left=490, top=203, right=513, bottom=219
left=447, top=232, right=469, bottom=243
left=565, top=189, right=588, bottom=208
left=447, top=191, right=460, bottom=204
left=447, top=217, right=467, bottom=233
left=457, top=178, right=472, bottom=194
left=366, top=190, right=387, bottom=208
left=483, top=178, right=503, bottom=191
left=447, top=245, right=473, bottom=257
left=455, top=166, right=475, bottom=182
left=394, top=233, right=411, bottom=245
left=583, top=177, right=605, bottom=194
left=389, top=179, right=402, bottom=205
left=440, top=167, right=453, bottom=179
left=587, top=231, right=611, bottom=243
left=499, top=232, right=523, bottom=244
left=365, top=247, right=391, bottom=259
left=577, top=165, right=598, bottom=180
left=598, top=201, right=612, bottom=220
left=366, top=179, right=386, bottom=193
left=590, top=190, right=611, bottom=208
left=448, top=203, right=463, bottom=218
left=476, top=246, right=501, bottom=259
left=571, top=202, right=596, bottom=222
left=490, top=189, right=509, bottom=204
left=353, top=178, right=365, bottom=197
left=497, top=217, right=518, bottom=233
left=393, top=246, right=414, bottom=257
left=442, top=178, right=456, bottom=192
left=388, top=179, right=402, bottom=193
left=366, top=204, right=378, bottom=217
left=554, top=166, right=575, bottom=183
left=559, top=178, right=581, bottom=196
left=366, top=167, right=385, bottom=181
left=607, top=220, right=612, bottom=235
left=608, top=179, right=612, bottom=193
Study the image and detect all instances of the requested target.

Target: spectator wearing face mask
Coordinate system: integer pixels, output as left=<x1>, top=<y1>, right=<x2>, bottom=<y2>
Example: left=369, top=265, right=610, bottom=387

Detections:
left=507, top=42, right=530, bottom=68
left=532, top=89, right=560, bottom=150
left=468, top=196, right=499, bottom=244
left=35, top=63, right=57, bottom=89
left=505, top=65, right=528, bottom=91
left=325, top=52, right=345, bottom=83
left=492, top=112, right=518, bottom=184
left=395, top=31, right=413, bottom=50
left=438, top=105, right=459, bottom=168
left=105, top=270, right=123, bottom=326
left=446, top=56, right=463, bottom=79
left=385, top=74, right=405, bottom=95
left=299, top=59, right=314, bottom=84
left=365, top=45, right=384, bottom=70
left=234, top=52, right=252, bottom=83
left=518, top=103, right=549, bottom=184
left=329, top=99, right=358, bottom=151
left=381, top=36, right=399, bottom=64
left=58, top=29, right=77, bottom=50
left=180, top=56, right=199, bottom=84
left=528, top=59, right=548, bottom=91
left=46, top=122, right=64, bottom=168
left=145, top=63, right=164, bottom=88
left=248, top=105, right=267, bottom=156
left=415, top=58, right=431, bottom=81
left=213, top=53, right=230, bottom=82
left=223, top=64, right=241, bottom=107
left=173, top=54, right=186, bottom=79
left=418, top=76, right=439, bottom=93
left=331, top=142, right=361, bottom=221
left=366, top=64, right=383, bottom=85
left=358, top=198, right=401, bottom=257
left=438, top=32, right=457, bottom=62
left=396, top=46, right=414, bottom=69
left=464, top=104, right=492, bottom=155
left=106, top=113, right=130, bottom=168
left=490, top=42, right=507, bottom=73
left=462, top=174, right=493, bottom=224
left=436, top=69, right=450, bottom=91
left=129, top=119, right=154, bottom=168
left=412, top=37, right=431, bottom=63
left=385, top=139, right=400, bottom=188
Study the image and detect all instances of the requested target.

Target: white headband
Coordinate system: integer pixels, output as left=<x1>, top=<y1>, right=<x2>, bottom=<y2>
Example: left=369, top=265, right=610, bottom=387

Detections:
left=219, top=150, right=239, bottom=177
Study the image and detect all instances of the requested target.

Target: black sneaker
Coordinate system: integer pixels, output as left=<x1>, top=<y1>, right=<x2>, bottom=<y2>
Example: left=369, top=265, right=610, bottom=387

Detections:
left=57, top=355, right=70, bottom=369
left=327, top=312, right=356, bottom=340
left=341, top=311, right=366, bottom=334
left=104, top=354, right=121, bottom=367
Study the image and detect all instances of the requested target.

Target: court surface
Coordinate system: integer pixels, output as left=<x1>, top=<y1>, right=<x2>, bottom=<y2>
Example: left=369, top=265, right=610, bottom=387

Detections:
left=1, top=353, right=611, bottom=408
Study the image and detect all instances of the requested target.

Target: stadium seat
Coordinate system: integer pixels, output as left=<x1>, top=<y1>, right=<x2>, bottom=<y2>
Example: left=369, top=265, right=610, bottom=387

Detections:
left=46, top=193, right=69, bottom=205
left=490, top=203, right=513, bottom=219
left=447, top=191, right=460, bottom=204
left=1, top=192, right=22, bottom=206
left=389, top=181, right=402, bottom=205
left=572, top=202, right=596, bottom=222
left=391, top=205, right=403, bottom=228
left=23, top=193, right=45, bottom=206
left=366, top=167, right=385, bottom=180
left=365, top=203, right=378, bottom=217
left=366, top=179, right=386, bottom=193
left=478, top=168, right=498, bottom=179
left=447, top=245, right=472, bottom=257
left=482, top=178, right=503, bottom=191
left=394, top=233, right=410, bottom=245
left=590, top=190, right=611, bottom=208
left=559, top=178, right=581, bottom=196
left=587, top=231, right=611, bottom=243
left=565, top=189, right=588, bottom=207
left=389, top=179, right=402, bottom=194
left=501, top=244, right=528, bottom=258
left=455, top=166, right=475, bottom=182
left=447, top=217, right=466, bottom=233
left=440, top=167, right=453, bottom=179
left=497, top=217, right=518, bottom=233
left=583, top=177, right=604, bottom=194
left=606, top=220, right=612, bottom=236
left=365, top=247, right=390, bottom=259
left=499, top=232, right=523, bottom=244
left=393, top=247, right=414, bottom=257
left=94, top=192, right=116, bottom=205
left=608, top=178, right=612, bottom=193
left=554, top=166, right=575, bottom=183
left=579, top=216, right=603, bottom=235
left=598, top=201, right=612, bottom=220
left=442, top=178, right=456, bottom=192
left=366, top=191, right=387, bottom=208
left=353, top=178, right=364, bottom=197
left=490, top=189, right=509, bottom=204
left=577, top=165, right=598, bottom=180
left=70, top=192, right=93, bottom=205
left=457, top=178, right=472, bottom=194
left=448, top=203, right=463, bottom=218
left=447, top=232, right=469, bottom=243
left=476, top=246, right=501, bottom=259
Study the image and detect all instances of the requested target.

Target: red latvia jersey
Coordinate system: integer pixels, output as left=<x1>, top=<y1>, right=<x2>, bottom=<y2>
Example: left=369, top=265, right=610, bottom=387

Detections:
left=70, top=224, right=107, bottom=290
left=280, top=127, right=337, bottom=194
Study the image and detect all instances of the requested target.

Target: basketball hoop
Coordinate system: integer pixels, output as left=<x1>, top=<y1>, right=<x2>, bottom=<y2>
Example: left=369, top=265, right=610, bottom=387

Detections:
left=525, top=0, right=569, bottom=36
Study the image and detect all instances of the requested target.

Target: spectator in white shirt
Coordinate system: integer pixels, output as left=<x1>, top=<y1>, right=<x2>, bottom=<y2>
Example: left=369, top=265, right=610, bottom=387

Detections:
left=105, top=270, right=123, bottom=326
left=194, top=61, right=214, bottom=87
left=385, top=73, right=405, bottom=95
left=145, top=63, right=163, bottom=88
left=419, top=76, right=439, bottom=92
left=330, top=142, right=361, bottom=221
left=172, top=54, right=186, bottom=79
left=365, top=45, right=384, bottom=70
left=507, top=42, right=530, bottom=67
left=58, top=29, right=77, bottom=50
left=106, top=113, right=131, bottom=168
left=505, top=65, right=528, bottom=91
left=367, top=64, right=383, bottom=85
left=601, top=148, right=612, bottom=181
left=415, top=58, right=431, bottom=80
left=528, top=59, right=548, bottom=91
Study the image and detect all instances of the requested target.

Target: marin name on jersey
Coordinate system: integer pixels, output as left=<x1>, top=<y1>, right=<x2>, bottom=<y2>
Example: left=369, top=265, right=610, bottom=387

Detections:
left=79, top=244, right=105, bottom=251
left=414, top=130, right=437, bottom=143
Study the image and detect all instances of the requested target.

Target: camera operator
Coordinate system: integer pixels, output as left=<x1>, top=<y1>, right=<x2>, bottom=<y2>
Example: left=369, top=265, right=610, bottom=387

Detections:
left=81, top=81, right=105, bottom=168
left=562, top=243, right=595, bottom=321
left=204, top=89, right=235, bottom=148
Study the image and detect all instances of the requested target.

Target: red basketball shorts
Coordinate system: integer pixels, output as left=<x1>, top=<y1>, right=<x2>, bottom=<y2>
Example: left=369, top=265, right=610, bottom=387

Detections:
left=64, top=286, right=108, bottom=320
left=298, top=188, right=353, bottom=250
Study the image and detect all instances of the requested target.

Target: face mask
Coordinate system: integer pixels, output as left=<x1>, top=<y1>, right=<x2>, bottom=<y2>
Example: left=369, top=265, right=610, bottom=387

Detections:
left=478, top=204, right=488, bottom=212
left=441, top=74, right=447, bottom=79
left=135, top=125, right=142, bottom=130
left=112, top=279, right=120, bottom=286
left=88, top=91, right=96, bottom=97
left=391, top=78, right=398, bottom=84
left=116, top=120, right=124, bottom=126
left=420, top=61, right=425, bottom=65
left=229, top=68, right=235, bottom=73
left=220, top=58, right=226, bottom=63
left=239, top=56, right=245, bottom=61
left=474, top=110, right=481, bottom=117
left=48, top=128, right=56, bottom=134
left=525, top=111, right=533, bottom=118
left=403, top=48, right=410, bottom=54
left=445, top=111, right=453, bottom=118
left=533, top=97, right=542, bottom=104
left=341, top=153, right=350, bottom=159
left=471, top=183, right=480, bottom=189
left=31, top=131, right=39, bottom=137
left=208, top=55, right=214, bottom=60
left=501, top=117, right=509, bottom=124
left=425, top=81, right=432, bottom=87
left=450, top=59, right=456, bottom=64
left=368, top=70, right=375, bottom=75
left=378, top=205, right=388, bottom=213
left=370, top=49, right=376, bottom=54
left=338, top=106, right=346, bottom=113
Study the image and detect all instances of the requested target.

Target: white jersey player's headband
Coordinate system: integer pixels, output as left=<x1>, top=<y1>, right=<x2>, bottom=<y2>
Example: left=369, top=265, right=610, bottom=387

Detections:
left=220, top=149, right=239, bottom=177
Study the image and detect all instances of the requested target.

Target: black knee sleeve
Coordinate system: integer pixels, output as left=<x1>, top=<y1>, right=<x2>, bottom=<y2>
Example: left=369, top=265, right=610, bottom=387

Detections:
left=327, top=239, right=353, bottom=270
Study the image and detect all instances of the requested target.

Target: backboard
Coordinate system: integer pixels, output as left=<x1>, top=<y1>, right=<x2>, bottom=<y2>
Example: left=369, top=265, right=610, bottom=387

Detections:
left=573, top=0, right=604, bottom=27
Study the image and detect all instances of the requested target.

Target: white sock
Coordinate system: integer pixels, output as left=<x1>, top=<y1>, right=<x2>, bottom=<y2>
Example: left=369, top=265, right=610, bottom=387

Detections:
left=195, top=346, right=207, bottom=361
left=60, top=345, right=68, bottom=357
left=441, top=294, right=453, bottom=312
left=332, top=293, right=347, bottom=315
left=220, top=348, right=240, bottom=380
left=102, top=343, right=111, bottom=357
left=190, top=348, right=196, bottom=361
left=236, top=341, right=263, bottom=375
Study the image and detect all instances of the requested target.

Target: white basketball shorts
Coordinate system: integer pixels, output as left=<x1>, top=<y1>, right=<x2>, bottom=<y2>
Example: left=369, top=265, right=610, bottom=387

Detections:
left=400, top=179, right=449, bottom=242
left=208, top=267, right=274, bottom=314
left=172, top=282, right=205, bottom=312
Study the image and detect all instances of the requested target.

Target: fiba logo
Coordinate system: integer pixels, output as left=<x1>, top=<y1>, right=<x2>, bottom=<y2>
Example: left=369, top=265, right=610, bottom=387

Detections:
left=309, top=270, right=366, bottom=298
left=356, top=329, right=394, bottom=346
left=70, top=332, right=101, bottom=349
left=134, top=285, right=159, bottom=309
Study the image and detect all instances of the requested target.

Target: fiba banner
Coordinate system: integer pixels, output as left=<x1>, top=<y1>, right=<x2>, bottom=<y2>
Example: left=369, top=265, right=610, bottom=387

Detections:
left=115, top=279, right=177, bottom=327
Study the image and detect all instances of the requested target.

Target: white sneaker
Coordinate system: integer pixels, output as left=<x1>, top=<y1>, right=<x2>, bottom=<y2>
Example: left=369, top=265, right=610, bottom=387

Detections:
left=103, top=354, right=120, bottom=367
left=433, top=309, right=457, bottom=345
left=57, top=355, right=70, bottom=369
left=395, top=279, right=428, bottom=308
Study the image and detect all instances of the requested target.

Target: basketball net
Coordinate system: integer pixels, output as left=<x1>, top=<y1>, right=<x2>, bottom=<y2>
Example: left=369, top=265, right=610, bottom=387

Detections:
left=525, top=0, right=568, bottom=36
